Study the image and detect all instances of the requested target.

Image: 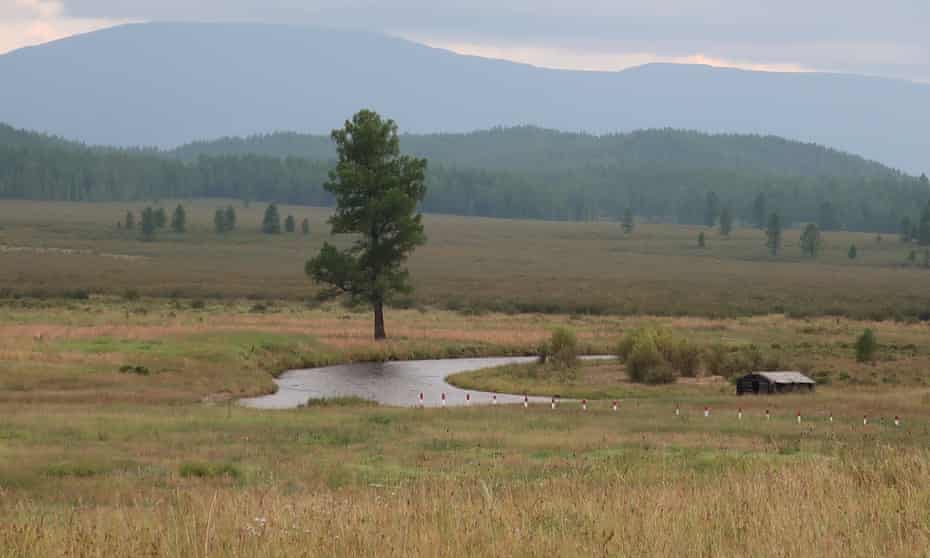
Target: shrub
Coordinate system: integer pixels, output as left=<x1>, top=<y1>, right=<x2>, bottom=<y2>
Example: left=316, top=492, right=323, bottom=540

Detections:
left=664, top=338, right=701, bottom=377
left=855, top=329, right=877, bottom=363
left=627, top=335, right=663, bottom=383
left=643, top=364, right=678, bottom=385
left=179, top=462, right=242, bottom=480
left=118, top=365, right=150, bottom=376
left=547, top=327, right=579, bottom=368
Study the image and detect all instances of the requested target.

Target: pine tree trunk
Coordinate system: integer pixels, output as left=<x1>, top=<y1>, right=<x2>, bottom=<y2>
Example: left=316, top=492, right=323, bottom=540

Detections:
left=373, top=300, right=386, bottom=340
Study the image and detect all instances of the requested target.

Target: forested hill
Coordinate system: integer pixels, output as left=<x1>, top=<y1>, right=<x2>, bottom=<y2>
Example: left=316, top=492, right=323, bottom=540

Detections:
left=2, top=122, right=928, bottom=232
left=172, top=127, right=898, bottom=180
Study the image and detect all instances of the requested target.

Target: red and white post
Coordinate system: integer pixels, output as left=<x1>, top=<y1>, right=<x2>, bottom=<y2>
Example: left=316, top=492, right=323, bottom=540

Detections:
left=737, top=408, right=743, bottom=421
left=582, top=399, right=588, bottom=411
left=551, top=396, right=557, bottom=410
left=895, top=415, right=901, bottom=427
left=704, top=406, right=710, bottom=418
left=523, top=394, right=529, bottom=409
left=612, top=400, right=618, bottom=412
left=863, top=415, right=868, bottom=426
left=418, top=392, right=424, bottom=408
left=796, top=410, right=802, bottom=424
left=465, top=393, right=471, bottom=406
left=441, top=392, right=446, bottom=407
left=765, top=409, right=770, bottom=421
left=492, top=394, right=497, bottom=405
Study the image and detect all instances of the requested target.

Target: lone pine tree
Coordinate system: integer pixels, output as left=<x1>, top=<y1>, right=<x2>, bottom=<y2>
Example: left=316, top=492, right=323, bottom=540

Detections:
left=306, top=110, right=427, bottom=340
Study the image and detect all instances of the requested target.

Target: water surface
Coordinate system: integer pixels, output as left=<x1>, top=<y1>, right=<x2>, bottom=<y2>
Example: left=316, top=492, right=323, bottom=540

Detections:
left=241, top=356, right=550, bottom=409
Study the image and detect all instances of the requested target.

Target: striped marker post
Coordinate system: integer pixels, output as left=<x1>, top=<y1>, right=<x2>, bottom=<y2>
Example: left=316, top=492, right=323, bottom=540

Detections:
left=523, top=394, right=528, bottom=409
left=863, top=415, right=868, bottom=426
left=895, top=416, right=901, bottom=427
left=796, top=411, right=802, bottom=424
left=465, top=393, right=471, bottom=406
left=418, top=392, right=424, bottom=408
left=829, top=412, right=833, bottom=423
left=582, top=399, right=588, bottom=412
left=441, top=393, right=446, bottom=407
left=765, top=409, right=770, bottom=421
left=612, top=400, right=618, bottom=412
left=551, top=396, right=557, bottom=410
left=704, top=406, right=710, bottom=418
left=737, top=408, right=743, bottom=421
left=492, top=394, right=497, bottom=405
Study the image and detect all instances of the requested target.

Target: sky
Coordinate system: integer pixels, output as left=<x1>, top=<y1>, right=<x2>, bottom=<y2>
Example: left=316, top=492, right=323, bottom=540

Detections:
left=1, top=0, right=929, bottom=83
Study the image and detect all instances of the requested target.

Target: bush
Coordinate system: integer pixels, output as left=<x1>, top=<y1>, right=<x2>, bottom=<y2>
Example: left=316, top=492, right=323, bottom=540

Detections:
left=665, top=338, right=701, bottom=377
left=539, top=327, right=579, bottom=368
left=855, top=329, right=877, bottom=363
left=627, top=335, right=664, bottom=383
left=704, top=344, right=769, bottom=379
left=179, top=462, right=242, bottom=480
left=643, top=364, right=678, bottom=384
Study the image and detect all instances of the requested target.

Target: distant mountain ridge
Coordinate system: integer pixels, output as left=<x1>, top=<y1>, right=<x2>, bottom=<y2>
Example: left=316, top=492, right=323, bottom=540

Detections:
left=0, top=22, right=927, bottom=173
left=170, top=126, right=900, bottom=180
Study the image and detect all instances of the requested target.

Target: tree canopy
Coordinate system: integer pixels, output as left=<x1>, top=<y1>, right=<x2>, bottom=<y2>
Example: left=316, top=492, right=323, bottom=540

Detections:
left=306, top=110, right=427, bottom=340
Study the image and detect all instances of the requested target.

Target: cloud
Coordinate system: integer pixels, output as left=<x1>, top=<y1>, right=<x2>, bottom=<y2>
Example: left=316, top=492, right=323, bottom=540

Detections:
left=0, top=0, right=130, bottom=54
left=3, top=0, right=929, bottom=82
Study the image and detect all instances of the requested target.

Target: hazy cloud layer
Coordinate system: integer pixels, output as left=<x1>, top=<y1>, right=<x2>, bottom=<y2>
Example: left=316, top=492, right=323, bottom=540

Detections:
left=4, top=0, right=929, bottom=81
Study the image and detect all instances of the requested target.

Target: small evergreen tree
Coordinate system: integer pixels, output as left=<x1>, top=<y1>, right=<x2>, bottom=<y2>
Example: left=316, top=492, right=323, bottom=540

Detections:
left=170, top=204, right=186, bottom=233
left=752, top=192, right=766, bottom=229
left=262, top=203, right=281, bottom=234
left=918, top=202, right=930, bottom=246
left=900, top=216, right=912, bottom=243
left=285, top=215, right=296, bottom=233
left=800, top=223, right=822, bottom=257
left=125, top=211, right=136, bottom=230
left=621, top=208, right=634, bottom=234
left=140, top=207, right=156, bottom=241
left=855, top=329, right=877, bottom=363
left=704, top=191, right=719, bottom=227
left=765, top=212, right=782, bottom=256
left=153, top=207, right=167, bottom=229
left=224, top=206, right=237, bottom=232
left=214, top=208, right=227, bottom=234
left=848, top=244, right=857, bottom=259
left=719, top=206, right=732, bottom=236
left=301, top=218, right=310, bottom=235
left=698, top=231, right=706, bottom=248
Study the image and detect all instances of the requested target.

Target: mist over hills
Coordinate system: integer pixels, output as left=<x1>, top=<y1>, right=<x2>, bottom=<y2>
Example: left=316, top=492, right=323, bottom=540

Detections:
left=0, top=22, right=927, bottom=174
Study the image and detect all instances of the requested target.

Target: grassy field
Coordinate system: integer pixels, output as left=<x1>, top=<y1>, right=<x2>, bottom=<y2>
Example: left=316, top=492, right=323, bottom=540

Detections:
left=3, top=200, right=930, bottom=555
left=1, top=200, right=929, bottom=318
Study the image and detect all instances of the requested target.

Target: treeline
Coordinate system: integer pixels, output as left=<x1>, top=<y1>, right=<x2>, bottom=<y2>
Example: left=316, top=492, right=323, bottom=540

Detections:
left=2, top=123, right=929, bottom=232
left=171, top=126, right=899, bottom=180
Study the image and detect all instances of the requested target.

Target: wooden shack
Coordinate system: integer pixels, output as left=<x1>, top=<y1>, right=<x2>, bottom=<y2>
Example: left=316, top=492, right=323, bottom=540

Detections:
left=736, top=371, right=815, bottom=395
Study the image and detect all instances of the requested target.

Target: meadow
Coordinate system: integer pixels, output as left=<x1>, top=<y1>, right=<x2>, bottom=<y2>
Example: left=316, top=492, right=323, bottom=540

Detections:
left=2, top=201, right=930, bottom=555
left=1, top=200, right=929, bottom=319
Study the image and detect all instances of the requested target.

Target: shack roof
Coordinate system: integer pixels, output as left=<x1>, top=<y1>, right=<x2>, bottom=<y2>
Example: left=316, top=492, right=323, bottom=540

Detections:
left=750, top=371, right=816, bottom=384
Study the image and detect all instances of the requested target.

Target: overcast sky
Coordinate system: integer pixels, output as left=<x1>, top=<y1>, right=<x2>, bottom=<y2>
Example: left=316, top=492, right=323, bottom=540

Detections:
left=2, top=0, right=929, bottom=82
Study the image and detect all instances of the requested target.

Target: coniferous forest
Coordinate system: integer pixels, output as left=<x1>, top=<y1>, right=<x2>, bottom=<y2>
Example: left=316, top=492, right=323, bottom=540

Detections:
left=1, top=123, right=928, bottom=232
